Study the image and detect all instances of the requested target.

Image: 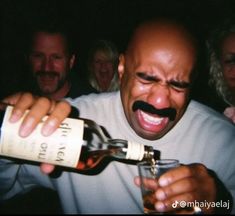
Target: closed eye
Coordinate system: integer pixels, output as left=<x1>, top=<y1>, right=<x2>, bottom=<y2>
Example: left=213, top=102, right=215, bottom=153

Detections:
left=168, top=80, right=191, bottom=91
left=52, top=54, right=63, bottom=60
left=136, top=72, right=159, bottom=83
left=223, top=54, right=235, bottom=65
left=224, top=59, right=235, bottom=65
left=136, top=72, right=190, bottom=91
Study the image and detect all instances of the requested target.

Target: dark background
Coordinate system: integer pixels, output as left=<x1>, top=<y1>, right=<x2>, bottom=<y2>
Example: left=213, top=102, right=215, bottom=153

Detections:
left=1, top=0, right=235, bottom=99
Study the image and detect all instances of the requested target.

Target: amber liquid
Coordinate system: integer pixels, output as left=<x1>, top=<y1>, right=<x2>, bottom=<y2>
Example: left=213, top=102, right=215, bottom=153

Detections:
left=141, top=159, right=180, bottom=214
left=142, top=158, right=160, bottom=214
left=143, top=191, right=158, bottom=214
left=75, top=146, right=121, bottom=170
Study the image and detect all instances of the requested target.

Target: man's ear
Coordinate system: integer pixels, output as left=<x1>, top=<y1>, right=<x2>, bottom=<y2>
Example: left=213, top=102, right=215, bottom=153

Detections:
left=118, top=54, right=125, bottom=82
left=69, top=54, right=76, bottom=69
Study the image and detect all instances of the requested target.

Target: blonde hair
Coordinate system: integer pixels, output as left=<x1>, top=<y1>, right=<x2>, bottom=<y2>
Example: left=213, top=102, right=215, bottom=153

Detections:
left=208, top=19, right=235, bottom=106
left=87, top=39, right=119, bottom=92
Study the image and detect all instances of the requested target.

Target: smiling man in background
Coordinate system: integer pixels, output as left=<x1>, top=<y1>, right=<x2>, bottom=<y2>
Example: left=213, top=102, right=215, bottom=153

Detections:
left=24, top=20, right=96, bottom=100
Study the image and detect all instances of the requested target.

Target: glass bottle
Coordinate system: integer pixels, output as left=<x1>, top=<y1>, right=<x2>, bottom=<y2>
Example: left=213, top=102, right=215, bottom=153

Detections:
left=0, top=102, right=159, bottom=170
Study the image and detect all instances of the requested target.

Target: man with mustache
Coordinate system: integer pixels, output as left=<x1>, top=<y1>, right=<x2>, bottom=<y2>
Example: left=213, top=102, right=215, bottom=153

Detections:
left=2, top=18, right=235, bottom=214
left=24, top=20, right=96, bottom=100
left=2, top=20, right=96, bottom=213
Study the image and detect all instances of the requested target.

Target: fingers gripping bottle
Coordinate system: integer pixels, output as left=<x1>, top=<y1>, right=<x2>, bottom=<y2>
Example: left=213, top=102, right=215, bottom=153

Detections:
left=0, top=102, right=159, bottom=171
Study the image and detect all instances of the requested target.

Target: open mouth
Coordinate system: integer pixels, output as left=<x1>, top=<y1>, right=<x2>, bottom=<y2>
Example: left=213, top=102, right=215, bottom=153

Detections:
left=140, top=110, right=164, bottom=125
left=137, top=110, right=169, bottom=133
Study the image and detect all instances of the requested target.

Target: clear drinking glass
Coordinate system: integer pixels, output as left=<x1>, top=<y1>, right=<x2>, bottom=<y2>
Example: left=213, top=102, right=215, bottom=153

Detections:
left=138, top=159, right=180, bottom=214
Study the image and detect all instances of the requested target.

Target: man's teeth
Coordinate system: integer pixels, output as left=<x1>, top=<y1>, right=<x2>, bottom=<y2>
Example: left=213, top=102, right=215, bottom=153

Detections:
left=140, top=111, right=164, bottom=125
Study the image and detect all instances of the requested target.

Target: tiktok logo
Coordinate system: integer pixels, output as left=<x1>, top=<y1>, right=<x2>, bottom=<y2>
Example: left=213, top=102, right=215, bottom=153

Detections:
left=172, top=201, right=178, bottom=208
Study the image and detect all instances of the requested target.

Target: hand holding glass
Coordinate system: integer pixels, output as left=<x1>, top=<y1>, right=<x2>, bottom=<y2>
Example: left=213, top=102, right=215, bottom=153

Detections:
left=138, top=159, right=180, bottom=214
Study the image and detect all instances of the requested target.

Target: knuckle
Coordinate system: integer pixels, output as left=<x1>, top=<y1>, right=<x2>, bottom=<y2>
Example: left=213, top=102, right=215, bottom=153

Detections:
left=37, top=97, right=51, bottom=107
left=196, top=163, right=207, bottom=172
left=183, top=178, right=197, bottom=191
left=57, top=101, right=71, bottom=115
left=181, top=165, right=194, bottom=176
left=188, top=163, right=208, bottom=177
left=164, top=186, right=174, bottom=198
left=49, top=101, right=71, bottom=121
left=21, top=92, right=34, bottom=101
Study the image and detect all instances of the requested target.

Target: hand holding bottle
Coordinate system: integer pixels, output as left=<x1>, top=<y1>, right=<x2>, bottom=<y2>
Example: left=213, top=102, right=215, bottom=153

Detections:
left=3, top=92, right=71, bottom=137
left=2, top=92, right=71, bottom=174
left=1, top=92, right=157, bottom=174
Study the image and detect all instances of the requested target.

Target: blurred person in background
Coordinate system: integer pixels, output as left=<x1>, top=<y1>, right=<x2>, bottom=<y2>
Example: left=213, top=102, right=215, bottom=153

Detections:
left=207, top=17, right=235, bottom=123
left=24, top=19, right=95, bottom=100
left=87, top=39, right=119, bottom=92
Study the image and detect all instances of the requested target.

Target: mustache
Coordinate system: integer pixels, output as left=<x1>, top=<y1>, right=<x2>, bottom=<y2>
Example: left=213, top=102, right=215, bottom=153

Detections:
left=36, top=71, right=59, bottom=78
left=132, top=100, right=177, bottom=121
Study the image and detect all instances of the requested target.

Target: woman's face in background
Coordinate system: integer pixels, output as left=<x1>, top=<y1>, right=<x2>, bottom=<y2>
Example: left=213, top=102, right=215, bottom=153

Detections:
left=221, top=33, right=235, bottom=92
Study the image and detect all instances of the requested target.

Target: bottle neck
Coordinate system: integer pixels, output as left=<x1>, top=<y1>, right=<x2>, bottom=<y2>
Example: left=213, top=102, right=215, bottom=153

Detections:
left=126, top=141, right=160, bottom=161
left=107, top=139, right=160, bottom=162
left=143, top=146, right=160, bottom=161
left=126, top=141, right=145, bottom=160
left=143, top=145, right=154, bottom=160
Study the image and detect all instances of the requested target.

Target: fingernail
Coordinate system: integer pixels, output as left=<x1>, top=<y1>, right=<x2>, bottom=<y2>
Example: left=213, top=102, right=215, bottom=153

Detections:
left=9, top=109, right=22, bottom=123
left=159, top=177, right=169, bottom=187
left=19, top=117, right=35, bottom=137
left=156, top=189, right=166, bottom=200
left=155, top=201, right=166, bottom=211
left=42, top=119, right=58, bottom=136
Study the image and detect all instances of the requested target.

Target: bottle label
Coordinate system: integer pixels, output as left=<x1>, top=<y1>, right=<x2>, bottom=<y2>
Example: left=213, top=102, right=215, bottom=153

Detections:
left=0, top=106, right=84, bottom=168
left=126, top=141, right=144, bottom=161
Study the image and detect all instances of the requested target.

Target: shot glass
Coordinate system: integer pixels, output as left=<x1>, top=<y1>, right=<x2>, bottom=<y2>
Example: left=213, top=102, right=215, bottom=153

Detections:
left=138, top=159, right=180, bottom=214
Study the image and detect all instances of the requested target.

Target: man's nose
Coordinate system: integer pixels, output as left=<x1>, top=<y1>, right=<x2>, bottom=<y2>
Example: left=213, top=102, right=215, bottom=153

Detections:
left=147, top=83, right=171, bottom=109
left=41, top=58, right=53, bottom=71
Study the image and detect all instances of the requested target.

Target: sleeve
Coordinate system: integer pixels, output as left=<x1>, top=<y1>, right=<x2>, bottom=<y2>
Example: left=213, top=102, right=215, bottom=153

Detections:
left=0, top=158, right=54, bottom=202
left=0, top=159, right=23, bottom=201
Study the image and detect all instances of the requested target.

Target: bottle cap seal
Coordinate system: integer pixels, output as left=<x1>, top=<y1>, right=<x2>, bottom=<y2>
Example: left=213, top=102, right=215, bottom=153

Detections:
left=126, top=141, right=144, bottom=160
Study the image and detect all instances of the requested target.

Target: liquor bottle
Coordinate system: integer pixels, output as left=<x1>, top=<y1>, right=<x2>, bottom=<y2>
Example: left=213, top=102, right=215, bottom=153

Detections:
left=0, top=102, right=159, bottom=171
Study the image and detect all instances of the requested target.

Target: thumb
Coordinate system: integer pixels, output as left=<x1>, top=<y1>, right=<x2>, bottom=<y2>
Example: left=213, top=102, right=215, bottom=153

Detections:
left=40, top=163, right=55, bottom=174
